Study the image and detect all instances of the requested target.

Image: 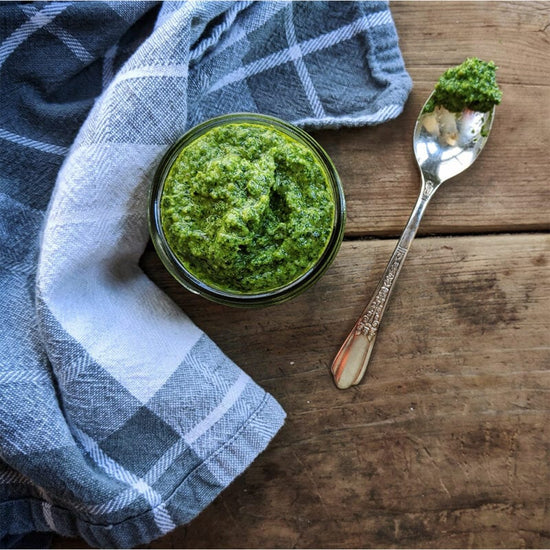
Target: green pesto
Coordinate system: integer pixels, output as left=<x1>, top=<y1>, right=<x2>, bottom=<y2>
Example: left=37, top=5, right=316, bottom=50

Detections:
left=424, top=57, right=502, bottom=113
left=160, top=123, right=334, bottom=294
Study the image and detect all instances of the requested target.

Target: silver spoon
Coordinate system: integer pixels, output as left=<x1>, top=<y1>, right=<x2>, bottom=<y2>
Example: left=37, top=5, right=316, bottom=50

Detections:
left=331, top=94, right=496, bottom=389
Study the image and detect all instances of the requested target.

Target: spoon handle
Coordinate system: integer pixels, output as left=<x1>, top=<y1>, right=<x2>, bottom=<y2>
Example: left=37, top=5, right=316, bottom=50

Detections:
left=331, top=187, right=433, bottom=389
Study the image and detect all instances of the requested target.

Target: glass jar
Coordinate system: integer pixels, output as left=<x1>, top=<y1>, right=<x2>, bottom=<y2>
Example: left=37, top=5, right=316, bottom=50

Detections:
left=148, top=113, right=345, bottom=307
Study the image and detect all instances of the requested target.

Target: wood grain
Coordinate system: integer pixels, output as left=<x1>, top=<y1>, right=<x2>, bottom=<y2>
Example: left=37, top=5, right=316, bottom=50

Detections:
left=135, top=233, right=550, bottom=549
left=51, top=2, right=550, bottom=548
left=312, top=1, right=550, bottom=237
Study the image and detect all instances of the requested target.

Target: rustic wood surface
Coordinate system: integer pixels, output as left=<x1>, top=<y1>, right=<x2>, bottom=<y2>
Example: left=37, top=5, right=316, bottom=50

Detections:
left=53, top=1, right=550, bottom=548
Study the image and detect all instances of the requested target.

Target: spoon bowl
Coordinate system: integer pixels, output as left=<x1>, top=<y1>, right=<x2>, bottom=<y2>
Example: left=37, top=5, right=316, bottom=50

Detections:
left=331, top=95, right=496, bottom=390
left=415, top=96, right=495, bottom=188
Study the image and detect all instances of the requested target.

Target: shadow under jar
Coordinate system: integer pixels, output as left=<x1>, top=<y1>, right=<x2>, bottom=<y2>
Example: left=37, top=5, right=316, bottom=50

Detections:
left=149, top=113, right=345, bottom=307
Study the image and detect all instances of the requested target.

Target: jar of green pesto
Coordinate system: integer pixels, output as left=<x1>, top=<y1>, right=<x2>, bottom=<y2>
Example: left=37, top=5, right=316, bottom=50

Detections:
left=149, top=113, right=345, bottom=307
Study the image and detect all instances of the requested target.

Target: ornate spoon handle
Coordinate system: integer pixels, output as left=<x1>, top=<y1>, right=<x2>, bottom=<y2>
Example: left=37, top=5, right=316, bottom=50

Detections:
left=331, top=184, right=435, bottom=389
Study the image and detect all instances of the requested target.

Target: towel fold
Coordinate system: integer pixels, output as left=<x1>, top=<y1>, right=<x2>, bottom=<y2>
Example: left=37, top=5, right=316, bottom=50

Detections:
left=0, top=1, right=411, bottom=547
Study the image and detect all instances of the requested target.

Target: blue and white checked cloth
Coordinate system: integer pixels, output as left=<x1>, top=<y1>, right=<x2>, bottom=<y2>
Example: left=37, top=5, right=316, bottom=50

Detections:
left=0, top=1, right=411, bottom=547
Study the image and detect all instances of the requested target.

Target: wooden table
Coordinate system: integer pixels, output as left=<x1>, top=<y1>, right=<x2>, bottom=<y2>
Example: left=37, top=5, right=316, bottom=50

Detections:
left=54, top=2, right=550, bottom=548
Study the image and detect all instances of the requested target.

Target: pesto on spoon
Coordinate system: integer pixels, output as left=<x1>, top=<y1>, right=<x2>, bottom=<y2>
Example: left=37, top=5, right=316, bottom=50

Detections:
left=424, top=57, right=502, bottom=114
left=331, top=57, right=502, bottom=390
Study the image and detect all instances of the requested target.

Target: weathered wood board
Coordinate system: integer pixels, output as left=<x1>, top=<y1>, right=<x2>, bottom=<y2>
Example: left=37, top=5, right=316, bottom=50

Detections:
left=136, top=233, right=550, bottom=549
left=314, top=1, right=550, bottom=238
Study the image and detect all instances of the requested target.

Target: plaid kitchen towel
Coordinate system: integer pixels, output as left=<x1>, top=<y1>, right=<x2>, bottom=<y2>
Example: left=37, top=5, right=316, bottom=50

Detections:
left=0, top=1, right=412, bottom=547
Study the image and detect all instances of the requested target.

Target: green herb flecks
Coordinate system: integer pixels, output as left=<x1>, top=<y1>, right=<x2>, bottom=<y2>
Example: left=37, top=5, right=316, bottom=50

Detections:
left=424, top=57, right=503, bottom=113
